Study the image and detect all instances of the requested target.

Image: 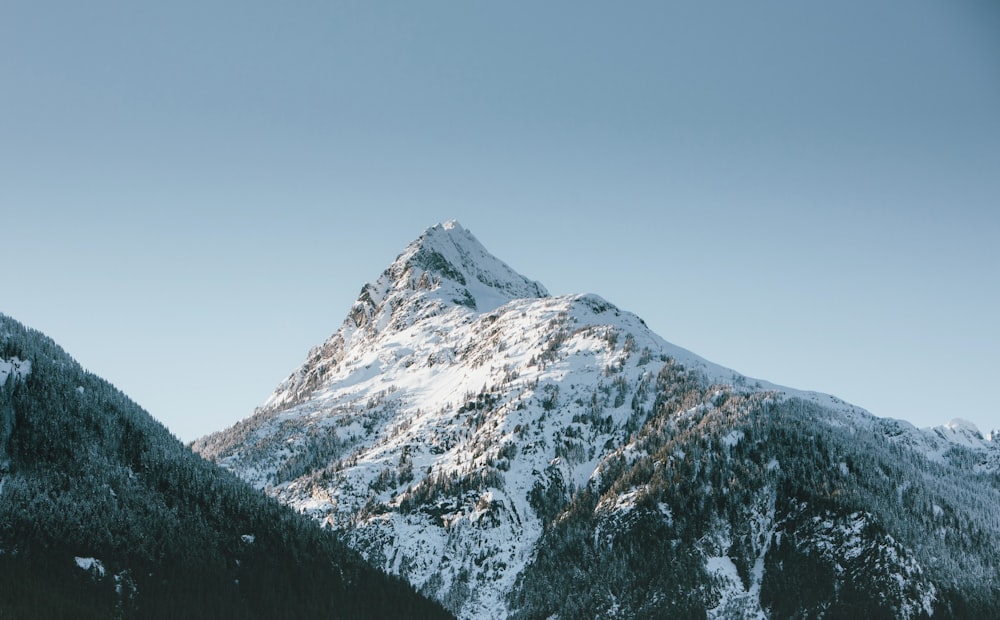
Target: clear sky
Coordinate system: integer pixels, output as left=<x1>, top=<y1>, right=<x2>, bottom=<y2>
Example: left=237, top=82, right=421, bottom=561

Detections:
left=3, top=1, right=998, bottom=441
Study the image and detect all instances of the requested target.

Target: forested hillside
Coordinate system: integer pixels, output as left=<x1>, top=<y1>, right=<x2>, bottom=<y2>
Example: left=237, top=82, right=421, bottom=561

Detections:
left=0, top=313, right=453, bottom=619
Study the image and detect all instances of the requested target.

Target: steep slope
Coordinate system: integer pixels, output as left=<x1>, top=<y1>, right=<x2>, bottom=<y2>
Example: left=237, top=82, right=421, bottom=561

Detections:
left=196, top=221, right=1000, bottom=619
left=0, top=314, right=453, bottom=620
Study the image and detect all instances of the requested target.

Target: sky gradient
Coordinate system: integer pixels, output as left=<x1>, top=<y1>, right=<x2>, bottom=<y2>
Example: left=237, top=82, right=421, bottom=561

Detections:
left=3, top=1, right=998, bottom=441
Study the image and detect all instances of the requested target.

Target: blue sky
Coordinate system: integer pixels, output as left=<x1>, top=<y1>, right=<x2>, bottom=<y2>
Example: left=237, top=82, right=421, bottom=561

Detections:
left=3, top=1, right=998, bottom=441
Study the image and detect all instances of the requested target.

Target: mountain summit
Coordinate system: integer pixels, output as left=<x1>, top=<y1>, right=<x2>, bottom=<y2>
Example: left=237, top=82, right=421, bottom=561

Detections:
left=348, top=220, right=548, bottom=331
left=261, top=221, right=547, bottom=413
left=197, top=223, right=1000, bottom=619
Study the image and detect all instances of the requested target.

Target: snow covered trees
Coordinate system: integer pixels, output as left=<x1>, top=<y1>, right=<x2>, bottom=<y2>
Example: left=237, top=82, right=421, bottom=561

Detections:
left=0, top=314, right=453, bottom=620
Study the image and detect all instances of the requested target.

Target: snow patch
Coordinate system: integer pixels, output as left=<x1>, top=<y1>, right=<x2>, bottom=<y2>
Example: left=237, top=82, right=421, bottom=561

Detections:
left=0, top=357, right=31, bottom=385
left=721, top=430, right=744, bottom=448
left=75, top=556, right=106, bottom=577
left=597, top=487, right=645, bottom=514
left=657, top=502, right=673, bottom=524
left=705, top=553, right=766, bottom=620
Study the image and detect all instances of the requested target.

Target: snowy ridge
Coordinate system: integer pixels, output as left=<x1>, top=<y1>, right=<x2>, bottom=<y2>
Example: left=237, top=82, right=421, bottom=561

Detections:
left=763, top=383, right=999, bottom=472
left=867, top=415, right=999, bottom=472
left=196, top=222, right=1000, bottom=618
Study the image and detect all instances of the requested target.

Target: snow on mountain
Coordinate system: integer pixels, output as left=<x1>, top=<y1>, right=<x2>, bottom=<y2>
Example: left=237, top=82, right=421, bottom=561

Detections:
left=942, top=418, right=987, bottom=445
left=866, top=415, right=1000, bottom=473
left=195, top=221, right=1000, bottom=619
left=0, top=357, right=31, bottom=385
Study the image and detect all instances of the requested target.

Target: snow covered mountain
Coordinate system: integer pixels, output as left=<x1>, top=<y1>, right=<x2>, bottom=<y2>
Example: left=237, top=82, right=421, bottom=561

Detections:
left=195, top=221, right=1000, bottom=619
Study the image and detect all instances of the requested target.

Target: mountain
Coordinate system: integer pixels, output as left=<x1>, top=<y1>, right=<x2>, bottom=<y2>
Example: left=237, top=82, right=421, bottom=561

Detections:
left=195, top=221, right=1000, bottom=619
left=0, top=314, right=453, bottom=619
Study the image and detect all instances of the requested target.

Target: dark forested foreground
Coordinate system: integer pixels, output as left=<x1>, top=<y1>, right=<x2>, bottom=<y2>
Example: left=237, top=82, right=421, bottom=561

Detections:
left=0, top=314, right=453, bottom=620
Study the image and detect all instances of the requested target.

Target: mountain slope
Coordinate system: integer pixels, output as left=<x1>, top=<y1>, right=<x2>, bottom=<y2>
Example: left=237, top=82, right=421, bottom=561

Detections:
left=0, top=314, right=453, bottom=619
left=196, top=221, right=1000, bottom=619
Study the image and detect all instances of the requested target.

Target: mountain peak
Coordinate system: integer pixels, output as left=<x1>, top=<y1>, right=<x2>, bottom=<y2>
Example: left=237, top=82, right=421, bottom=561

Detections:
left=260, top=222, right=548, bottom=411
left=346, top=221, right=548, bottom=333
left=394, top=220, right=548, bottom=312
left=439, top=218, right=462, bottom=231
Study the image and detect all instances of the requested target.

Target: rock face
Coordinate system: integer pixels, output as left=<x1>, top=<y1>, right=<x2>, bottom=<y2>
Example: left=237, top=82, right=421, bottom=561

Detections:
left=196, top=221, right=1000, bottom=619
